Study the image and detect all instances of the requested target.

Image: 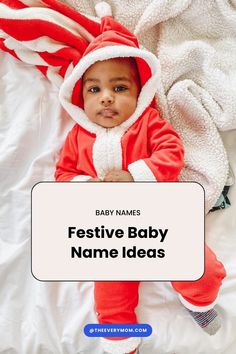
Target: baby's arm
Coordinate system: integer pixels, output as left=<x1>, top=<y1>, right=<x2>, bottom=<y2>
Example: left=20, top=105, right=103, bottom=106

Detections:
left=128, top=110, right=185, bottom=182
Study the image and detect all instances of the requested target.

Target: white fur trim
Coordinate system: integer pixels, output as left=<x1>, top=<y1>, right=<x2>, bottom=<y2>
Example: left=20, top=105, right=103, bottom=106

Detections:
left=93, top=127, right=124, bottom=179
left=128, top=160, right=157, bottom=181
left=59, top=45, right=161, bottom=135
left=64, top=62, right=75, bottom=80
left=178, top=294, right=219, bottom=312
left=95, top=1, right=112, bottom=18
left=71, top=175, right=91, bottom=181
left=101, top=337, right=141, bottom=354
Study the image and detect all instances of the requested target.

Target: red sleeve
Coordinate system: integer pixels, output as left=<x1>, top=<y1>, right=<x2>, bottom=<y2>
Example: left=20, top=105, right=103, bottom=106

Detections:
left=128, top=109, right=184, bottom=182
left=54, top=125, right=84, bottom=181
left=145, top=110, right=184, bottom=181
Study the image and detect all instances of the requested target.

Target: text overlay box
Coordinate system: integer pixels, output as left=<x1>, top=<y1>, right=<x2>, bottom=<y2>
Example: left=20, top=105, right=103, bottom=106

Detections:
left=31, top=182, right=204, bottom=281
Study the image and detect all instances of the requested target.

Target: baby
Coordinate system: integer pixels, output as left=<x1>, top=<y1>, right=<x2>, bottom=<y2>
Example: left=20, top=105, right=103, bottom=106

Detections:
left=56, top=14, right=226, bottom=354
left=82, top=57, right=139, bottom=183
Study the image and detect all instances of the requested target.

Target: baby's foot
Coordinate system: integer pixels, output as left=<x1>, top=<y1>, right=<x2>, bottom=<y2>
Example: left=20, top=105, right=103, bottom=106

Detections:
left=186, top=307, right=221, bottom=335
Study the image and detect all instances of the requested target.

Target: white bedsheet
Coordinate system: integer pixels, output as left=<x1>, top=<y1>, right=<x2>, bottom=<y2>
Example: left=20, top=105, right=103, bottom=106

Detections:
left=0, top=51, right=236, bottom=354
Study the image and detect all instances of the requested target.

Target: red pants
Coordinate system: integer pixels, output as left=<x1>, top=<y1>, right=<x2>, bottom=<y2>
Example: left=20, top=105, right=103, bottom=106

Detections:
left=94, top=245, right=226, bottom=325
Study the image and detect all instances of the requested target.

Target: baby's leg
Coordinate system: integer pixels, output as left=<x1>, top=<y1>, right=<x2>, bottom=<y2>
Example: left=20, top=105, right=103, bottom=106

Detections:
left=171, top=245, right=226, bottom=335
left=94, top=281, right=141, bottom=353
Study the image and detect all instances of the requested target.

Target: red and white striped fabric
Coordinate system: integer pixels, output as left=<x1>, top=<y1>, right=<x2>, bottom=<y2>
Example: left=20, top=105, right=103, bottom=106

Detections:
left=0, top=0, right=101, bottom=87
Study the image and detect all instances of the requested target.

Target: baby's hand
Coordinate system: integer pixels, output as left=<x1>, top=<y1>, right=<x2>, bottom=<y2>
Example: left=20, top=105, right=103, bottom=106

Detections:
left=88, top=177, right=102, bottom=182
left=104, top=170, right=134, bottom=182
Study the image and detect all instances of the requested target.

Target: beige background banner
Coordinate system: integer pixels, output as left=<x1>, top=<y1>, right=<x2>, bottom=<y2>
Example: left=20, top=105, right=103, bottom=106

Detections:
left=31, top=182, right=204, bottom=281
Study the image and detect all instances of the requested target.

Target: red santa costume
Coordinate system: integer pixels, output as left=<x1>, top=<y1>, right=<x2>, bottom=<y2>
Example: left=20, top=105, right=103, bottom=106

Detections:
left=55, top=2, right=226, bottom=354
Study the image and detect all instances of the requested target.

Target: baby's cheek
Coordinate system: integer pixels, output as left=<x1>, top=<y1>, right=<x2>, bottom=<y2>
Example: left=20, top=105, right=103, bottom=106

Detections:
left=83, top=97, right=93, bottom=114
left=125, top=97, right=138, bottom=113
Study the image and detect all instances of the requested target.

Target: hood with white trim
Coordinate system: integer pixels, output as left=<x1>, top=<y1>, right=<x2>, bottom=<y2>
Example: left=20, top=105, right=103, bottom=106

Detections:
left=59, top=5, right=160, bottom=134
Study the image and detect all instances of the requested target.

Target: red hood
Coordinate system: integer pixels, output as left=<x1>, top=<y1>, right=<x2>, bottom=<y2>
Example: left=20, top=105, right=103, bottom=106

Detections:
left=59, top=15, right=161, bottom=134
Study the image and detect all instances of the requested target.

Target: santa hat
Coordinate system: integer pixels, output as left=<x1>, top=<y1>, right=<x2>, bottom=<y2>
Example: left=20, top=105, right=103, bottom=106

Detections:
left=59, top=1, right=160, bottom=134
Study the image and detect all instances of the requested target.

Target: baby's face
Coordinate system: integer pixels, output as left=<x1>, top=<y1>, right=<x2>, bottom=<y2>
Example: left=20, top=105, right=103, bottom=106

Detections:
left=82, top=58, right=140, bottom=128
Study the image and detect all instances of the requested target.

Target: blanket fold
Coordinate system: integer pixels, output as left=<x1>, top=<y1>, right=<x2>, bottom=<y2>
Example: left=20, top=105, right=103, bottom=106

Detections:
left=0, top=0, right=100, bottom=85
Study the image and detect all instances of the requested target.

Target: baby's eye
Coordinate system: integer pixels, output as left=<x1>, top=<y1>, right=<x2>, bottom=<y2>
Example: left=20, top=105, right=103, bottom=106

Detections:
left=114, top=85, right=128, bottom=92
left=88, top=86, right=100, bottom=93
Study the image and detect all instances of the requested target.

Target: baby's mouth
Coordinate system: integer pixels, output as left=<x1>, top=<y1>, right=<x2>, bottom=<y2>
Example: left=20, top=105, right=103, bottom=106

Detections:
left=98, top=109, right=118, bottom=118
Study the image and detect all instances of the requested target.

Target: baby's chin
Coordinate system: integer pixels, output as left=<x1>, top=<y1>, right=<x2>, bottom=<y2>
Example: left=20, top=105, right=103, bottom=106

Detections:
left=94, top=116, right=125, bottom=128
left=97, top=121, right=120, bottom=128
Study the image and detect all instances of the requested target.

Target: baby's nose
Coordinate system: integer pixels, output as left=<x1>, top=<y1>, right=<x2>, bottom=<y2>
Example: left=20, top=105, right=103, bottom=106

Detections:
left=100, top=90, right=114, bottom=105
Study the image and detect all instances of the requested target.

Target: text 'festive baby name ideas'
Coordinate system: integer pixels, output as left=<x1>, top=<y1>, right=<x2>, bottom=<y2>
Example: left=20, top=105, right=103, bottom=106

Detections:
left=31, top=182, right=204, bottom=281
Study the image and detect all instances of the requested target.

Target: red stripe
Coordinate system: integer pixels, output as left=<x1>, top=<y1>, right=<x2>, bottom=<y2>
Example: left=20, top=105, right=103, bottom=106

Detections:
left=39, top=51, right=69, bottom=66
left=36, top=64, right=48, bottom=77
left=0, top=37, right=19, bottom=58
left=53, top=46, right=82, bottom=62
left=0, top=38, right=49, bottom=78
left=72, top=57, right=80, bottom=66
left=58, top=63, right=69, bottom=78
left=0, top=0, right=27, bottom=9
left=0, top=18, right=88, bottom=52
left=42, top=0, right=100, bottom=37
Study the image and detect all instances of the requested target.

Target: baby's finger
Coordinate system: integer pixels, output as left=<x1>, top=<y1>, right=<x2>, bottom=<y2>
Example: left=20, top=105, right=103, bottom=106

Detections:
left=103, top=175, right=113, bottom=181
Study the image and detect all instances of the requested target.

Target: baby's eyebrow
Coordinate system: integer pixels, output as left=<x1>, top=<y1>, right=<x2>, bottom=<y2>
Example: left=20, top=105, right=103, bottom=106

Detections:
left=83, top=78, right=100, bottom=84
left=83, top=77, right=131, bottom=85
left=109, top=77, right=131, bottom=83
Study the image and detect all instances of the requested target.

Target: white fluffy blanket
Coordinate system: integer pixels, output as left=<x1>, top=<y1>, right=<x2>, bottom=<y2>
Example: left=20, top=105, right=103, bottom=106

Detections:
left=66, top=0, right=236, bottom=211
